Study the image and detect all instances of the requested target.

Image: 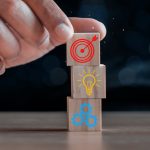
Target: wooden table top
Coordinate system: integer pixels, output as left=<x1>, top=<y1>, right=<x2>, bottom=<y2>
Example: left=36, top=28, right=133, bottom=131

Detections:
left=0, top=112, right=149, bottom=150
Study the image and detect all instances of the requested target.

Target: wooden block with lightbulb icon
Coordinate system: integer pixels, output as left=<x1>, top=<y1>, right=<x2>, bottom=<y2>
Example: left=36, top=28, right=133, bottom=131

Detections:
left=71, top=65, right=106, bottom=99
left=67, top=97, right=102, bottom=131
left=67, top=33, right=100, bottom=66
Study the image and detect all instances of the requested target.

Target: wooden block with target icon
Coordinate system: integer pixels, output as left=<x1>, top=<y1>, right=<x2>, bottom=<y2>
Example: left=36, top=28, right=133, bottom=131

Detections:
left=67, top=97, right=102, bottom=131
left=67, top=33, right=100, bottom=66
left=71, top=65, right=106, bottom=99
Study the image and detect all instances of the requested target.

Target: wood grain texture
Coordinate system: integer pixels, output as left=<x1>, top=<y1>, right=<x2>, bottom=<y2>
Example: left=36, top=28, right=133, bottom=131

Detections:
left=0, top=112, right=67, bottom=130
left=67, top=33, right=100, bottom=66
left=67, top=97, right=102, bottom=131
left=0, top=112, right=150, bottom=150
left=71, top=65, right=106, bottom=99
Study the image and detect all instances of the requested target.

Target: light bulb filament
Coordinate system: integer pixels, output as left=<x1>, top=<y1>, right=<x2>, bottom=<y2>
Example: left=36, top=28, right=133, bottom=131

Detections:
left=82, top=74, right=96, bottom=96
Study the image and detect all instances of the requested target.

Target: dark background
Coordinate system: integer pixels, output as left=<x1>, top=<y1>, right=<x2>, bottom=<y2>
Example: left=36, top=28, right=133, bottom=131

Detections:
left=0, top=0, right=150, bottom=111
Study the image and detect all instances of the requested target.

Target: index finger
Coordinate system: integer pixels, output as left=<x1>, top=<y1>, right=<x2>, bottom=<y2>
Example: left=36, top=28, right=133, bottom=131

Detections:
left=24, top=0, right=74, bottom=46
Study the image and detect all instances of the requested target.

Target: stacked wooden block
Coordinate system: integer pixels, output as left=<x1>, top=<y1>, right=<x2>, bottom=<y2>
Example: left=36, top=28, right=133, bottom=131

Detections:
left=67, top=33, right=106, bottom=131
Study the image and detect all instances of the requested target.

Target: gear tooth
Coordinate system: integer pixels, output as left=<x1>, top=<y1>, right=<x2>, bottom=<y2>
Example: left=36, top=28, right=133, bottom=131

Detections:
left=71, top=115, right=74, bottom=122
left=80, top=102, right=87, bottom=110
left=71, top=113, right=78, bottom=124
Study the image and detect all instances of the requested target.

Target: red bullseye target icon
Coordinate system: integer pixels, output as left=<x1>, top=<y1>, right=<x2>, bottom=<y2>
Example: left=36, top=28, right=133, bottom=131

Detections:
left=70, top=35, right=98, bottom=63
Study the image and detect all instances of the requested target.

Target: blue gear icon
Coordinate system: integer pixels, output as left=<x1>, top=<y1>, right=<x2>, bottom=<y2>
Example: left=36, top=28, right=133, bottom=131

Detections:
left=71, top=102, right=98, bottom=128
left=71, top=113, right=84, bottom=126
left=80, top=102, right=92, bottom=114
left=85, top=114, right=97, bottom=128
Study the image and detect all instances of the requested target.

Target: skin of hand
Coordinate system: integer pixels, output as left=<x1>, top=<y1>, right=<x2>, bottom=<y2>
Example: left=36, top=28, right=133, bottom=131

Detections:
left=0, top=0, right=106, bottom=75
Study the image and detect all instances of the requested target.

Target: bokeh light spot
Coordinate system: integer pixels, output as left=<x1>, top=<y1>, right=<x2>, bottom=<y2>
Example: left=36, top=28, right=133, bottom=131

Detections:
left=118, top=68, right=136, bottom=86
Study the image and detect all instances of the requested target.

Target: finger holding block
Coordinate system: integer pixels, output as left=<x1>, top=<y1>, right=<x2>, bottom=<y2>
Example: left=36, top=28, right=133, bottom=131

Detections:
left=67, top=33, right=100, bottom=66
left=71, top=65, right=106, bottom=99
left=67, top=97, right=102, bottom=131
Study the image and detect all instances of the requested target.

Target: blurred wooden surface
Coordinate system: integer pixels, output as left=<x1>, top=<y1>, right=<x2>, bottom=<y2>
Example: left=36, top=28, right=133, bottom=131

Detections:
left=0, top=112, right=150, bottom=150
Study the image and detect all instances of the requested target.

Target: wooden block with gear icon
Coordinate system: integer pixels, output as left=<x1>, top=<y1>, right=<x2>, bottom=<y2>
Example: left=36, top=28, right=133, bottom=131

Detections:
left=71, top=65, right=106, bottom=99
left=67, top=33, right=100, bottom=66
left=67, top=97, right=102, bottom=131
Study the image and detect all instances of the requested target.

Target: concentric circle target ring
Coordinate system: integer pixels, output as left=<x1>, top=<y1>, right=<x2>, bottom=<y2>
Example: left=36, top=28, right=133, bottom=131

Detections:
left=70, top=39, right=95, bottom=63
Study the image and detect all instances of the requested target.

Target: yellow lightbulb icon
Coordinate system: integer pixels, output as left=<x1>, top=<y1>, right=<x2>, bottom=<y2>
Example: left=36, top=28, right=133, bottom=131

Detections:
left=82, top=74, right=96, bottom=96
left=77, top=69, right=101, bottom=97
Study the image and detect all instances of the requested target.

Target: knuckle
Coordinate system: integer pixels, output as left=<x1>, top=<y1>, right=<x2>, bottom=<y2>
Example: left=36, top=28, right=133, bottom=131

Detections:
left=37, top=32, right=52, bottom=49
left=0, top=21, right=3, bottom=35
left=0, top=19, right=6, bottom=37
left=0, top=21, right=20, bottom=59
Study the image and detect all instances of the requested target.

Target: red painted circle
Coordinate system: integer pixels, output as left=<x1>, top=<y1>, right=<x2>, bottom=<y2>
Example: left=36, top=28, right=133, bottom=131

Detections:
left=80, top=49, right=84, bottom=53
left=70, top=38, right=94, bottom=63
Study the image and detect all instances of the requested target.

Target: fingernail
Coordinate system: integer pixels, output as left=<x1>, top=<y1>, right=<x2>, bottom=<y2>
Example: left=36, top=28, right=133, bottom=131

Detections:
left=55, top=23, right=73, bottom=41
left=0, top=56, right=5, bottom=75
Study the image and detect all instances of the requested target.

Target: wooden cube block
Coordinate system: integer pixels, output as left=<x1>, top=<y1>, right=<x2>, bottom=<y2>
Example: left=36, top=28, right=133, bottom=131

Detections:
left=67, top=97, right=102, bottom=131
left=67, top=33, right=100, bottom=66
left=71, top=65, right=106, bottom=99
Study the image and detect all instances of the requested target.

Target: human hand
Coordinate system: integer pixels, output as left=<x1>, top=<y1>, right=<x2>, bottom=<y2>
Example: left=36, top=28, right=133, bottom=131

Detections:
left=0, top=0, right=106, bottom=75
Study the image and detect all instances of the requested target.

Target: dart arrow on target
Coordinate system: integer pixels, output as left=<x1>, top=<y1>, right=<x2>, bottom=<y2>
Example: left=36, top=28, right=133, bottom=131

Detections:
left=80, top=35, right=98, bottom=53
